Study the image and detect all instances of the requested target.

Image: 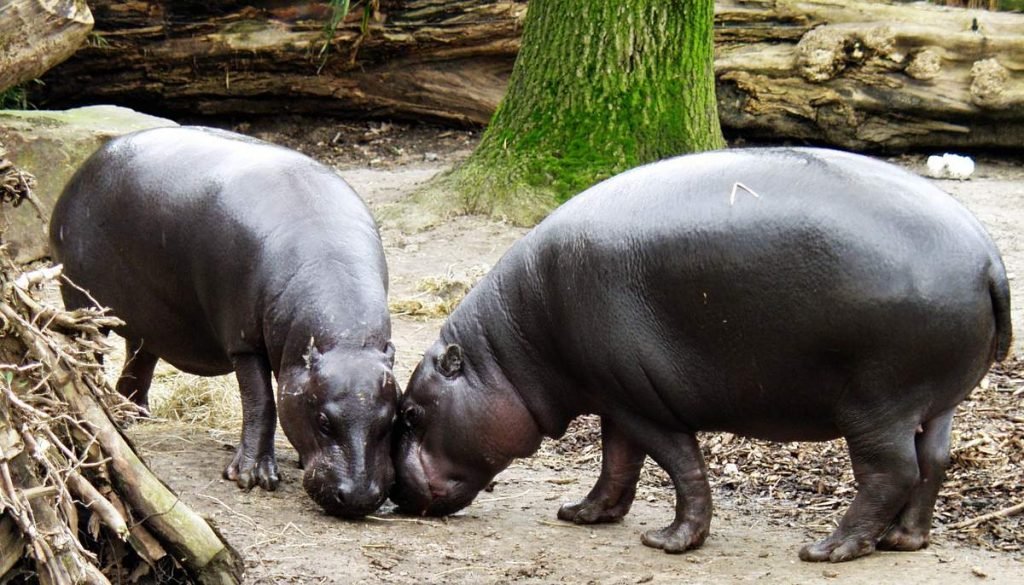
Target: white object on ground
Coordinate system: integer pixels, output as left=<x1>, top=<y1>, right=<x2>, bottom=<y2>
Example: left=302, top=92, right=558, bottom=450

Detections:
left=926, top=153, right=975, bottom=180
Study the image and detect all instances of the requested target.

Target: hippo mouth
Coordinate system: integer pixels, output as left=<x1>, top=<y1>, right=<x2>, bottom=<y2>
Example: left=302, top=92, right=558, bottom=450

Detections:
left=391, top=436, right=480, bottom=517
left=390, top=440, right=436, bottom=514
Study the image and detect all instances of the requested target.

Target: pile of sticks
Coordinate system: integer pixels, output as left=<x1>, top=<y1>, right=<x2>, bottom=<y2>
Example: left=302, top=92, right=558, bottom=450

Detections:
left=0, top=152, right=242, bottom=584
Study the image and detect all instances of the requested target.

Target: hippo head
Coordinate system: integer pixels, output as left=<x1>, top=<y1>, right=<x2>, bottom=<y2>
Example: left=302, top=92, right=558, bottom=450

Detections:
left=390, top=340, right=543, bottom=517
left=278, top=341, right=398, bottom=518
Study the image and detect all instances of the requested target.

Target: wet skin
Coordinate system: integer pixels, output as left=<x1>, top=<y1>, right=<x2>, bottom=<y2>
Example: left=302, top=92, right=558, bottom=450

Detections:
left=391, top=147, right=1012, bottom=561
left=51, top=126, right=398, bottom=517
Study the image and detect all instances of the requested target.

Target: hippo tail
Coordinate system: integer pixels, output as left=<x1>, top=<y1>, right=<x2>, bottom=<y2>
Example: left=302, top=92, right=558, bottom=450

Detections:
left=989, top=260, right=1013, bottom=362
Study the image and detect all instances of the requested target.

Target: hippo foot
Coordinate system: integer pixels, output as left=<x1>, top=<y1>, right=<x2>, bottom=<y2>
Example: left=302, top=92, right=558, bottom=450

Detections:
left=799, top=535, right=875, bottom=563
left=640, top=520, right=708, bottom=554
left=558, top=497, right=629, bottom=524
left=877, top=525, right=929, bottom=551
left=118, top=403, right=151, bottom=425
left=224, top=450, right=280, bottom=491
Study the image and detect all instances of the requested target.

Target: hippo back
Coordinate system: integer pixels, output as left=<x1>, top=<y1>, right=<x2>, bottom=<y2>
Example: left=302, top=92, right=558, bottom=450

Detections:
left=50, top=126, right=389, bottom=375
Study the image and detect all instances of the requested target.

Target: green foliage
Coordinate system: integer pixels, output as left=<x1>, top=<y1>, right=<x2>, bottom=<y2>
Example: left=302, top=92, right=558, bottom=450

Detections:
left=320, top=0, right=352, bottom=58
left=0, top=84, right=32, bottom=110
left=318, top=1, right=378, bottom=71
left=87, top=32, right=110, bottom=49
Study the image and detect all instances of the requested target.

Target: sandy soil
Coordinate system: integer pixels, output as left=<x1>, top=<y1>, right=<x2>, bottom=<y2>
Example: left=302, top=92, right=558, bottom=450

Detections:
left=122, top=125, right=1024, bottom=584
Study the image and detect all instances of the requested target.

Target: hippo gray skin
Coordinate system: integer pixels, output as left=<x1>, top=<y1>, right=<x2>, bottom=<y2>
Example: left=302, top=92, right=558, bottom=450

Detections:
left=391, top=147, right=1012, bottom=562
left=50, top=126, right=398, bottom=517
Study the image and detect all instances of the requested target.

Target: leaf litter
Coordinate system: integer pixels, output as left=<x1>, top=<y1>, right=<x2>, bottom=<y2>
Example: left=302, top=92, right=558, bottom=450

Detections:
left=537, top=358, right=1024, bottom=555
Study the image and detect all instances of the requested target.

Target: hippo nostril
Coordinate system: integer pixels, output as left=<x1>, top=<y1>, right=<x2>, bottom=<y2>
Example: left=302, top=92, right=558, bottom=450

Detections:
left=335, top=488, right=349, bottom=506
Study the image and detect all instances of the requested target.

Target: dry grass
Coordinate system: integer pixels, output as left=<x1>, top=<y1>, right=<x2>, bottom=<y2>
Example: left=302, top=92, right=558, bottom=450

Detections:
left=149, top=367, right=243, bottom=431
left=389, top=265, right=489, bottom=319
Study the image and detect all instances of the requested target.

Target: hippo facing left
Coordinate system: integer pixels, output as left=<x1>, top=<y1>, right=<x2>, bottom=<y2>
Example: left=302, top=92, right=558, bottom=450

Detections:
left=49, top=126, right=398, bottom=518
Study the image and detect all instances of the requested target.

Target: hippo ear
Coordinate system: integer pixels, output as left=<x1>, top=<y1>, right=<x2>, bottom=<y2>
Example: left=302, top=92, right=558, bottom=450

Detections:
left=437, top=343, right=463, bottom=378
left=384, top=341, right=396, bottom=367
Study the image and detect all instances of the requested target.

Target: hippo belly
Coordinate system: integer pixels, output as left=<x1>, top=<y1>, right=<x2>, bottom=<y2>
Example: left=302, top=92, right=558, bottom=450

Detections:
left=391, top=147, right=1012, bottom=563
left=55, top=233, right=236, bottom=376
left=51, top=126, right=398, bottom=517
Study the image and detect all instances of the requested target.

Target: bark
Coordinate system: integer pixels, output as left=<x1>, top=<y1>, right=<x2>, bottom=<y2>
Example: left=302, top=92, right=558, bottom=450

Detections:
left=714, top=0, right=1024, bottom=150
left=35, top=0, right=526, bottom=125
left=0, top=0, right=94, bottom=93
left=425, top=0, right=725, bottom=222
left=29, top=1, right=1024, bottom=151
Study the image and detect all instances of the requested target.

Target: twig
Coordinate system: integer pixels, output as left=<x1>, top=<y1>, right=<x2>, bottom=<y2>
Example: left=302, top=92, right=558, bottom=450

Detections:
left=13, top=264, right=63, bottom=290
left=729, top=182, right=761, bottom=206
left=946, top=501, right=1024, bottom=530
left=365, top=515, right=439, bottom=525
left=432, top=565, right=489, bottom=578
left=196, top=493, right=260, bottom=529
left=475, top=489, right=531, bottom=503
left=537, top=519, right=580, bottom=528
left=66, top=471, right=130, bottom=540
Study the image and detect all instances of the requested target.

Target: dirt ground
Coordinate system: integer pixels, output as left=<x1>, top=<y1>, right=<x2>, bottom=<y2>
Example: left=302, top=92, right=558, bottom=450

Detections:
left=119, top=121, right=1024, bottom=584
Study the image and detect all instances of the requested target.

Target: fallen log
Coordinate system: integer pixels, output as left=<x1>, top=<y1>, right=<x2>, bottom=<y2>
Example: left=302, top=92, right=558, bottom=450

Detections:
left=34, top=0, right=526, bottom=125
left=0, top=0, right=94, bottom=94
left=714, top=0, right=1024, bottom=150
left=29, top=0, right=1024, bottom=151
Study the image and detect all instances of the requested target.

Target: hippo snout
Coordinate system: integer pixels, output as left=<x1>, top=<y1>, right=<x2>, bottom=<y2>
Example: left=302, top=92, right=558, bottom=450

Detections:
left=304, top=461, right=393, bottom=518
left=389, top=476, right=431, bottom=516
left=391, top=436, right=479, bottom=517
left=325, top=481, right=389, bottom=518
left=391, top=435, right=433, bottom=514
left=392, top=477, right=476, bottom=517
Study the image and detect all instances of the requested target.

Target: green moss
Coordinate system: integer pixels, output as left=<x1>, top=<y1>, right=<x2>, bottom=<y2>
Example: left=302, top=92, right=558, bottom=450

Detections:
left=222, top=20, right=268, bottom=37
left=0, top=106, right=176, bottom=261
left=428, top=0, right=724, bottom=224
left=0, top=105, right=175, bottom=134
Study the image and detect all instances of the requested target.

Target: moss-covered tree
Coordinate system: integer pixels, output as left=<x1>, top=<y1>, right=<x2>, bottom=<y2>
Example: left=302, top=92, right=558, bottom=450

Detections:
left=431, top=0, right=725, bottom=223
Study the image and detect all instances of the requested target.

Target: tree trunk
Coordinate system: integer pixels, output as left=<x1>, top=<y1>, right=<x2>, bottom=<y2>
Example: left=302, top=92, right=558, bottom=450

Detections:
left=0, top=0, right=94, bottom=94
left=34, top=0, right=526, bottom=125
left=423, top=0, right=726, bottom=223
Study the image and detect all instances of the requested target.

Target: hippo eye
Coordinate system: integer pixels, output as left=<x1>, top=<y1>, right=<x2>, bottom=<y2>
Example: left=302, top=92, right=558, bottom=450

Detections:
left=317, top=412, right=332, bottom=435
left=403, top=405, right=423, bottom=429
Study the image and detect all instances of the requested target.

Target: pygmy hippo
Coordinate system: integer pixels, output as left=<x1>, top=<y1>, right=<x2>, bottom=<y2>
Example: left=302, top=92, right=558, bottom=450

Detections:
left=50, top=126, right=398, bottom=517
left=391, top=147, right=1012, bottom=561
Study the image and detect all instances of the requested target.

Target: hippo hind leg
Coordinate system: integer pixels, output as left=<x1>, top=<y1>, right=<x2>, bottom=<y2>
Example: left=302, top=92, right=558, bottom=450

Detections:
left=558, top=416, right=646, bottom=524
left=800, top=417, right=920, bottom=563
left=877, top=409, right=955, bottom=551
left=116, top=338, right=158, bottom=414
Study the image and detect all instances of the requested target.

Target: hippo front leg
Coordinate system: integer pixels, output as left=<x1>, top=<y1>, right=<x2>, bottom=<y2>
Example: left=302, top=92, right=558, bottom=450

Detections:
left=611, top=413, right=712, bottom=554
left=224, top=353, right=280, bottom=491
left=558, top=416, right=645, bottom=524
